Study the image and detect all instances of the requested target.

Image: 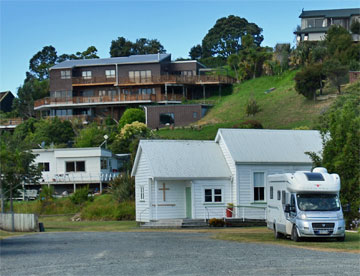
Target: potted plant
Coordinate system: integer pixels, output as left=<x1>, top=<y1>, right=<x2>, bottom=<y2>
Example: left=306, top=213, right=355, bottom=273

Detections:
left=226, top=203, right=234, bottom=218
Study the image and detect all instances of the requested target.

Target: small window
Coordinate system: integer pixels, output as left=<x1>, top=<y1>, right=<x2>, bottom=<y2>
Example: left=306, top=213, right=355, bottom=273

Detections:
left=193, top=112, right=198, bottom=119
left=105, top=70, right=115, bottom=78
left=282, top=191, right=286, bottom=204
left=61, top=70, right=71, bottom=79
left=160, top=113, right=174, bottom=125
left=101, top=159, right=108, bottom=170
left=277, top=190, right=281, bottom=201
left=254, top=172, right=265, bottom=201
left=66, top=161, right=85, bottom=172
left=204, top=188, right=222, bottom=203
left=38, top=162, right=50, bottom=172
left=140, top=186, right=145, bottom=201
left=270, top=186, right=273, bottom=199
left=82, top=71, right=92, bottom=79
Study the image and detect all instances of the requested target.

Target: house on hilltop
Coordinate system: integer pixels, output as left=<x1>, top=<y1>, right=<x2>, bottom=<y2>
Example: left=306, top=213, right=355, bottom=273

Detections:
left=131, top=129, right=322, bottom=223
left=0, top=91, right=15, bottom=113
left=294, top=8, right=360, bottom=43
left=34, top=53, right=234, bottom=123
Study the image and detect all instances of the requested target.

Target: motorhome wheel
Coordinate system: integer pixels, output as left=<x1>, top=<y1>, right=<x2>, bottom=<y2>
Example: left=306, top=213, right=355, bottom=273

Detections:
left=291, top=225, right=301, bottom=242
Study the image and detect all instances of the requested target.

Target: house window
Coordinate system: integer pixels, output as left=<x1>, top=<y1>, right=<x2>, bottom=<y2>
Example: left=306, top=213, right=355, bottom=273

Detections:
left=204, top=188, right=222, bottom=203
left=193, top=112, right=198, bottom=119
left=254, top=172, right=265, bottom=201
left=82, top=71, right=92, bottom=79
left=160, top=113, right=174, bottom=125
left=61, top=70, right=71, bottom=79
left=129, top=70, right=151, bottom=83
left=140, top=186, right=145, bottom=201
left=38, top=162, right=50, bottom=172
left=101, top=159, right=108, bottom=170
left=105, top=70, right=115, bottom=78
left=270, top=186, right=273, bottom=199
left=66, top=161, right=85, bottom=172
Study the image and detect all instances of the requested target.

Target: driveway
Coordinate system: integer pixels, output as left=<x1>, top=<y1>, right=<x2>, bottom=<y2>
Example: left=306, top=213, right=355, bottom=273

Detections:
left=0, top=232, right=359, bottom=276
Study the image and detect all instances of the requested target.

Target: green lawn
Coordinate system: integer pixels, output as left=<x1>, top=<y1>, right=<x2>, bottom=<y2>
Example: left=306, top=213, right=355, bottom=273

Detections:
left=156, top=70, right=339, bottom=140
left=212, top=227, right=360, bottom=253
left=39, top=215, right=137, bottom=232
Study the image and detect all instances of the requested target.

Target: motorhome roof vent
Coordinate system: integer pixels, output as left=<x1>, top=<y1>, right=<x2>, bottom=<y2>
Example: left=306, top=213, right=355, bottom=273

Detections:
left=312, top=167, right=328, bottom=174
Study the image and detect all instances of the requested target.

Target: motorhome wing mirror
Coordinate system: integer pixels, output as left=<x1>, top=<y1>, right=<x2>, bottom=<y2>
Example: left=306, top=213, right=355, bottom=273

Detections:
left=284, top=204, right=290, bottom=213
left=342, top=203, right=351, bottom=213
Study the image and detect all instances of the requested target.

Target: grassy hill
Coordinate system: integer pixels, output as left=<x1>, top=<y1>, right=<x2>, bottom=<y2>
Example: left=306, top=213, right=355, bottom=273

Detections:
left=157, top=70, right=337, bottom=140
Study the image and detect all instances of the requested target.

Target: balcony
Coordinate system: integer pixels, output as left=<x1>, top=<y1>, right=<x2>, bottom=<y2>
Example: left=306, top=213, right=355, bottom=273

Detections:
left=71, top=75, right=235, bottom=87
left=0, top=118, right=23, bottom=129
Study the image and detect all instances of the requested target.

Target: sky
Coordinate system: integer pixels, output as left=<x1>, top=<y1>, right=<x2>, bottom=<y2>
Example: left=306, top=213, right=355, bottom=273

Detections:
left=1, top=0, right=359, bottom=96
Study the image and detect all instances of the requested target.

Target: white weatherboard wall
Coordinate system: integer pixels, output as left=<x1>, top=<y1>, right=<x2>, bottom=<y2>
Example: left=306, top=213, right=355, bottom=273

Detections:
left=236, top=164, right=311, bottom=219
left=151, top=180, right=188, bottom=220
left=193, top=179, right=231, bottom=220
left=135, top=151, right=152, bottom=222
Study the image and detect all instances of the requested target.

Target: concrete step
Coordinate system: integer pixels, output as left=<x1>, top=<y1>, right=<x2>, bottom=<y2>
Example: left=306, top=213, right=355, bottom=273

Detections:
left=182, top=219, right=208, bottom=228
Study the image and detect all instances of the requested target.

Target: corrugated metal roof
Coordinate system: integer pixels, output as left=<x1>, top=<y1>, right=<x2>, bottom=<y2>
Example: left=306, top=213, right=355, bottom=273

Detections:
left=51, top=53, right=171, bottom=69
left=216, top=129, right=322, bottom=164
left=300, top=8, right=360, bottom=18
left=135, top=140, right=232, bottom=179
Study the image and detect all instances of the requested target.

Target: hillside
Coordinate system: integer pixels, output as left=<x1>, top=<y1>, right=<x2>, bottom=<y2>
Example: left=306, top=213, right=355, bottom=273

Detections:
left=156, top=70, right=337, bottom=140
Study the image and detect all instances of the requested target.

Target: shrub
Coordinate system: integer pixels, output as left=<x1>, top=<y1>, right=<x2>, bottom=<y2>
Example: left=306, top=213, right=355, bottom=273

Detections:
left=294, top=64, right=325, bottom=100
left=118, top=108, right=145, bottom=129
left=208, top=218, right=225, bottom=227
left=246, top=97, right=260, bottom=116
left=107, top=174, right=135, bottom=203
left=39, top=186, right=54, bottom=201
left=70, top=186, right=93, bottom=205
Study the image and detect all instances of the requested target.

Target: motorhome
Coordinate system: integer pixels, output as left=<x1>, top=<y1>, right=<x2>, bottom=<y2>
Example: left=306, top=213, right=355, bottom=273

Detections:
left=266, top=167, right=345, bottom=241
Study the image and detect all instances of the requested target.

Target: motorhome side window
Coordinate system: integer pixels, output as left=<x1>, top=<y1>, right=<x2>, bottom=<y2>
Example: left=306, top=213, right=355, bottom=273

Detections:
left=277, top=190, right=281, bottom=200
left=290, top=194, right=296, bottom=212
left=270, top=186, right=273, bottom=199
left=253, top=172, right=265, bottom=201
left=282, top=191, right=286, bottom=204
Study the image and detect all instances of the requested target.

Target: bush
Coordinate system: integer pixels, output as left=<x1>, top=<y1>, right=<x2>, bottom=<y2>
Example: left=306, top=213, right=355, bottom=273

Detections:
left=246, top=97, right=260, bottom=116
left=208, top=218, right=225, bottom=227
left=39, top=186, right=54, bottom=201
left=108, top=174, right=135, bottom=203
left=234, top=120, right=263, bottom=129
left=70, top=186, right=93, bottom=205
left=118, top=108, right=145, bottom=129
left=294, top=64, right=324, bottom=100
left=80, top=195, right=135, bottom=220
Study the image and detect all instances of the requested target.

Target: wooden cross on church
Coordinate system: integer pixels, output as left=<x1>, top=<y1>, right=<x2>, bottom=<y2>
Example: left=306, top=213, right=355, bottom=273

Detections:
left=159, top=183, right=169, bottom=201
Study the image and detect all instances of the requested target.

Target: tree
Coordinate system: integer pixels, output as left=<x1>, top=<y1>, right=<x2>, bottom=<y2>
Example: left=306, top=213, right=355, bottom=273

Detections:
left=28, top=117, right=75, bottom=147
left=189, top=44, right=203, bottom=60
left=74, top=123, right=107, bottom=148
left=201, top=15, right=263, bottom=58
left=29, top=46, right=58, bottom=80
left=227, top=54, right=240, bottom=82
left=110, top=37, right=166, bottom=57
left=325, top=25, right=353, bottom=64
left=350, top=20, right=360, bottom=35
left=12, top=75, right=49, bottom=118
left=307, top=92, right=360, bottom=222
left=110, top=121, right=152, bottom=154
left=0, top=137, right=41, bottom=230
left=118, top=108, right=145, bottom=129
left=323, top=59, right=348, bottom=94
left=294, top=64, right=325, bottom=100
left=58, top=46, right=99, bottom=62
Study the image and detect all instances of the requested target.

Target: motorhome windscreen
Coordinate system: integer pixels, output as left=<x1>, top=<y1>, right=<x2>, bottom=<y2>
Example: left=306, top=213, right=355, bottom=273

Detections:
left=297, top=194, right=340, bottom=211
left=304, top=172, right=324, bottom=181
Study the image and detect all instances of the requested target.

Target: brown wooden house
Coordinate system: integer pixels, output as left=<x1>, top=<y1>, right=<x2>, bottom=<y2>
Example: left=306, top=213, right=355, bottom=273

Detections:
left=34, top=54, right=234, bottom=122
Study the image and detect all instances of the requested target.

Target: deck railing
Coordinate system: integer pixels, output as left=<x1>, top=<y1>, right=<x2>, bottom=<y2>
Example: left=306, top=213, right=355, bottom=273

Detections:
left=0, top=118, right=23, bottom=126
left=72, top=75, right=236, bottom=86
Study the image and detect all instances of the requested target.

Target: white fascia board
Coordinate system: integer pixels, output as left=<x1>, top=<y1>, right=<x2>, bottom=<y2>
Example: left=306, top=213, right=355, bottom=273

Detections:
left=153, top=176, right=232, bottom=181
left=131, top=145, right=142, bottom=177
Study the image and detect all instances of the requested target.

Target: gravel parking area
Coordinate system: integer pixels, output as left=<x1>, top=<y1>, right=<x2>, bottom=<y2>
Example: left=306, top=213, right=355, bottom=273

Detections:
left=1, top=232, right=359, bottom=276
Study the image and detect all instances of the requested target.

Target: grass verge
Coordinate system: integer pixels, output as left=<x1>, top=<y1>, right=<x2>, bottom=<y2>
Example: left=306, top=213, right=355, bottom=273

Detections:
left=211, top=227, right=360, bottom=253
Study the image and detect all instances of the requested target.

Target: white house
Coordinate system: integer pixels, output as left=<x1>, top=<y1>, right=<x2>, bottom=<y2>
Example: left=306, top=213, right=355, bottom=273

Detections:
left=131, top=129, right=322, bottom=223
left=30, top=147, right=128, bottom=194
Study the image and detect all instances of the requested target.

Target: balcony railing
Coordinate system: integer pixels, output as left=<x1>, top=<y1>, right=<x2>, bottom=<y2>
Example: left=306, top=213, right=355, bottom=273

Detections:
left=72, top=75, right=236, bottom=86
left=0, top=118, right=23, bottom=126
left=34, top=94, right=158, bottom=108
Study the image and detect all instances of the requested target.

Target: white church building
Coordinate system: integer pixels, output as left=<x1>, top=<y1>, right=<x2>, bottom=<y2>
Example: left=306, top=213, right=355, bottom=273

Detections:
left=131, top=129, right=322, bottom=223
